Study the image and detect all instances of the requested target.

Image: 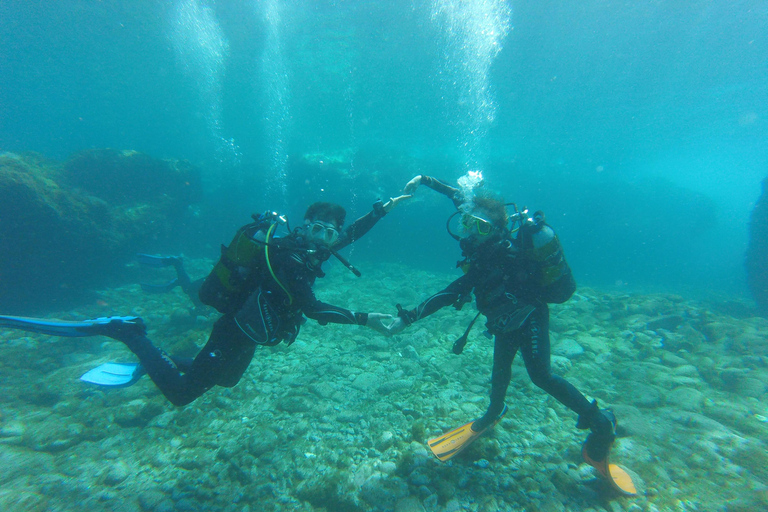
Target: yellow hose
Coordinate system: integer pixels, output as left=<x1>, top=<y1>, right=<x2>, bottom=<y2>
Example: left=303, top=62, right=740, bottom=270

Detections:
left=264, top=223, right=293, bottom=305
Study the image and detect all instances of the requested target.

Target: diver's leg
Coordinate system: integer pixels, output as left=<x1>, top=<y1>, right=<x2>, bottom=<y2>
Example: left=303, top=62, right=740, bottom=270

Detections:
left=520, top=305, right=615, bottom=460
left=170, top=260, right=206, bottom=311
left=182, top=278, right=206, bottom=311
left=104, top=322, right=210, bottom=406
left=103, top=315, right=254, bottom=406
left=520, top=305, right=592, bottom=412
left=472, top=332, right=519, bottom=431
left=137, top=254, right=204, bottom=310
left=181, top=315, right=256, bottom=389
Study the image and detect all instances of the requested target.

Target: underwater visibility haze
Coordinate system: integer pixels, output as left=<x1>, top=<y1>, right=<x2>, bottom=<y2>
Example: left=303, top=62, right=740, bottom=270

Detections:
left=1, top=1, right=768, bottom=511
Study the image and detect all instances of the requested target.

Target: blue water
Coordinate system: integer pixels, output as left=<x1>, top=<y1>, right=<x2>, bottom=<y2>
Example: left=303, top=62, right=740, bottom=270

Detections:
left=1, top=0, right=767, bottom=298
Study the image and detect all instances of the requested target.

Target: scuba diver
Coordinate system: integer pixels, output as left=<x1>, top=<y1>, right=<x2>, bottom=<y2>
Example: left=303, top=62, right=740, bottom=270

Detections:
left=388, top=174, right=636, bottom=495
left=0, top=197, right=407, bottom=406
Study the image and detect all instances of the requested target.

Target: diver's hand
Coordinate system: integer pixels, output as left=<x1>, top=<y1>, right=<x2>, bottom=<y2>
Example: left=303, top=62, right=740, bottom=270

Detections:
left=366, top=313, right=397, bottom=336
left=386, top=317, right=407, bottom=335
left=382, top=194, right=412, bottom=213
left=403, top=175, right=422, bottom=195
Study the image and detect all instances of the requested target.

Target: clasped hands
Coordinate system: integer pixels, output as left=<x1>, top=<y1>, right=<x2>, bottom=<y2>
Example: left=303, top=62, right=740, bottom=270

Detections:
left=365, top=312, right=407, bottom=337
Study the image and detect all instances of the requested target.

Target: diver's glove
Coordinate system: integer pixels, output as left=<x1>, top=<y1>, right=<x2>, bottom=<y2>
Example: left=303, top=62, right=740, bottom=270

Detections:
left=387, top=317, right=408, bottom=335
left=403, top=175, right=422, bottom=195
left=365, top=312, right=397, bottom=336
left=374, top=195, right=412, bottom=218
left=395, top=304, right=417, bottom=326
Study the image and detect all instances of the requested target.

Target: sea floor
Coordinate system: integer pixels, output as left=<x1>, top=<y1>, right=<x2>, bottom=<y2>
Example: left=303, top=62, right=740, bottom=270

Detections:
left=1, top=260, right=767, bottom=512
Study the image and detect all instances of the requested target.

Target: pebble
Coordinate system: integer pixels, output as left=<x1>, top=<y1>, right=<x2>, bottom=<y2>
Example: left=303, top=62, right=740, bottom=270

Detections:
left=104, top=461, right=130, bottom=486
left=667, top=387, right=704, bottom=412
left=552, top=338, right=585, bottom=358
left=0, top=421, right=25, bottom=438
left=380, top=461, right=397, bottom=474
left=376, top=431, right=395, bottom=451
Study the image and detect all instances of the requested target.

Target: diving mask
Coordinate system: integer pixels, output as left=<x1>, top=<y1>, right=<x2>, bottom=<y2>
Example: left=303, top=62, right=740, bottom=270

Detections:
left=306, top=220, right=340, bottom=246
left=461, top=213, right=495, bottom=237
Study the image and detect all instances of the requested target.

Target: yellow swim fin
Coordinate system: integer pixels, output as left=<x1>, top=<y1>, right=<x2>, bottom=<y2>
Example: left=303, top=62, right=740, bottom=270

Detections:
left=582, top=439, right=638, bottom=496
left=428, top=404, right=507, bottom=462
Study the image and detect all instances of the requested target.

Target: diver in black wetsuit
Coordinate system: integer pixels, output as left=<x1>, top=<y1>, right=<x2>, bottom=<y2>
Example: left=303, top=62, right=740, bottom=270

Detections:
left=389, top=175, right=617, bottom=467
left=16, top=198, right=405, bottom=406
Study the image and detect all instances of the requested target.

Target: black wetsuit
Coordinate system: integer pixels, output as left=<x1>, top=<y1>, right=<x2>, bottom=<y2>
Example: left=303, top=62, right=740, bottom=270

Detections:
left=405, top=176, right=593, bottom=429
left=117, top=206, right=385, bottom=406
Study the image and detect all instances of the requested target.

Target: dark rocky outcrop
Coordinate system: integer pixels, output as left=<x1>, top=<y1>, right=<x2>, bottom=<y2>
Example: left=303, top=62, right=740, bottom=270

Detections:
left=0, top=150, right=202, bottom=313
left=746, top=176, right=768, bottom=314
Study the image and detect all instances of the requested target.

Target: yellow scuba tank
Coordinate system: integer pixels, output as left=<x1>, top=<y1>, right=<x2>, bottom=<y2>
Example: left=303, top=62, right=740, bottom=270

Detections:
left=199, top=213, right=280, bottom=313
left=530, top=225, right=568, bottom=286
left=525, top=211, right=576, bottom=303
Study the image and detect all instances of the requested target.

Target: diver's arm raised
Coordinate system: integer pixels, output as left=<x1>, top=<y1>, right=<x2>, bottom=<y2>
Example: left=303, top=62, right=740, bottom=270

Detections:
left=403, top=175, right=463, bottom=209
left=333, top=195, right=411, bottom=250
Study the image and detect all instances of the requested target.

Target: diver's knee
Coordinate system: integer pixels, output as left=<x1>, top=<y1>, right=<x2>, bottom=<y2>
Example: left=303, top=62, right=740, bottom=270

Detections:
left=529, top=372, right=555, bottom=390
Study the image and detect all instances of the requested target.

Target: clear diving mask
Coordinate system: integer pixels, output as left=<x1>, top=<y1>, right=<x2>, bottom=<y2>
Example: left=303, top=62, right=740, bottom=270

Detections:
left=306, top=220, right=340, bottom=246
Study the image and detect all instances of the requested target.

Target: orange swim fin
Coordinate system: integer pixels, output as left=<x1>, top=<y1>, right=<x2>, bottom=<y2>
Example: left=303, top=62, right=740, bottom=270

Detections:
left=582, top=440, right=638, bottom=496
left=428, top=404, right=507, bottom=462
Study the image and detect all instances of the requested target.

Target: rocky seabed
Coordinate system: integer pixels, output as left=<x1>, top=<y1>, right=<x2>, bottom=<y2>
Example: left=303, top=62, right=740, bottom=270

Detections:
left=1, top=262, right=767, bottom=512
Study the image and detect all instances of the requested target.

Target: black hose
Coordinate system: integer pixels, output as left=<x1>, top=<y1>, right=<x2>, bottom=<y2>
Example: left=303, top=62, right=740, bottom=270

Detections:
left=453, top=311, right=481, bottom=354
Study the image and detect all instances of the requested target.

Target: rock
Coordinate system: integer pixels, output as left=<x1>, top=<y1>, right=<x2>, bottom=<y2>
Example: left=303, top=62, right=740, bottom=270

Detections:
left=401, top=345, right=420, bottom=361
left=114, top=399, right=164, bottom=428
left=0, top=490, right=48, bottom=512
left=672, top=365, right=700, bottom=378
left=138, top=489, right=167, bottom=511
left=148, top=411, right=176, bottom=429
left=610, top=404, right=650, bottom=437
left=725, top=498, right=765, bottom=512
left=720, top=368, right=766, bottom=397
left=666, top=387, right=704, bottom=412
left=309, top=382, right=336, bottom=399
left=27, top=419, right=85, bottom=452
left=351, top=372, right=380, bottom=391
left=0, top=151, right=202, bottom=312
left=551, top=355, right=572, bottom=374
left=104, top=460, right=130, bottom=486
left=276, top=394, right=313, bottom=413
left=378, top=379, right=412, bottom=395
left=375, top=431, right=395, bottom=451
left=552, top=338, right=584, bottom=358
left=738, top=378, right=766, bottom=398
left=395, top=496, right=426, bottom=512
left=660, top=352, right=689, bottom=367
left=248, top=429, right=279, bottom=456
left=627, top=383, right=663, bottom=408
left=361, top=473, right=409, bottom=512
left=0, top=421, right=25, bottom=439
left=0, top=448, right=55, bottom=484
left=746, top=175, right=768, bottom=313
left=646, top=315, right=685, bottom=332
left=380, top=461, right=397, bottom=475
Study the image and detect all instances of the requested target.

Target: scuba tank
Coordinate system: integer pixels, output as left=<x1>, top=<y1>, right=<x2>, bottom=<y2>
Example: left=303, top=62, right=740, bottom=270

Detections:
left=523, top=210, right=576, bottom=304
left=199, top=212, right=287, bottom=313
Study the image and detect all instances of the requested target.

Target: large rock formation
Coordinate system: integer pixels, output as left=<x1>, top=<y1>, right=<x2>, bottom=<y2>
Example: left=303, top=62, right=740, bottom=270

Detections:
left=0, top=150, right=202, bottom=313
left=747, top=176, right=768, bottom=314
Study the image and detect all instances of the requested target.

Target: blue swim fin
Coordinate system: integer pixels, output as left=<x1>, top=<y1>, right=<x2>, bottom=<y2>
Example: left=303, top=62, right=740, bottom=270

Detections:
left=137, top=253, right=182, bottom=268
left=140, top=278, right=180, bottom=293
left=80, top=362, right=146, bottom=388
left=0, top=315, right=143, bottom=337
